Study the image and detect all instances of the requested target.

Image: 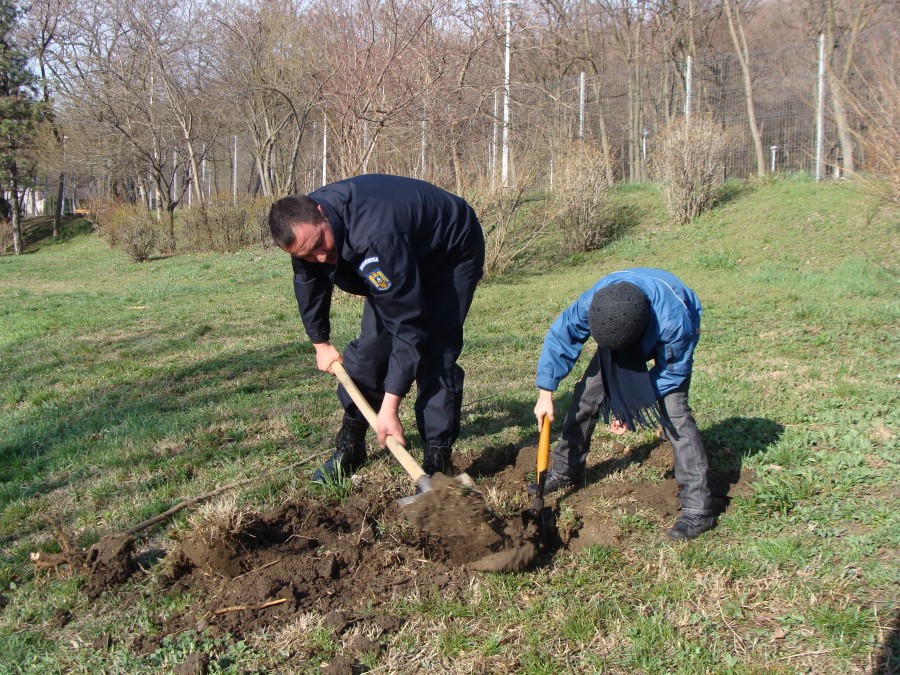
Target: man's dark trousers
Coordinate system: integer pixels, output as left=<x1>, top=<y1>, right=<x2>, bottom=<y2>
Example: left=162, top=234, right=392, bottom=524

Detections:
left=338, top=251, right=484, bottom=448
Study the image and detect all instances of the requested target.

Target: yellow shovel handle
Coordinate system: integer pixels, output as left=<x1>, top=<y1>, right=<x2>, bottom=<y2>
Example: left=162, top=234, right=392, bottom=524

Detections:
left=537, top=415, right=551, bottom=475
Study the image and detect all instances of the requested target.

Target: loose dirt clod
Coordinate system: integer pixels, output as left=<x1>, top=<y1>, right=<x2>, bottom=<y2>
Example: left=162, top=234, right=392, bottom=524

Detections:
left=83, top=535, right=136, bottom=599
left=401, top=473, right=539, bottom=572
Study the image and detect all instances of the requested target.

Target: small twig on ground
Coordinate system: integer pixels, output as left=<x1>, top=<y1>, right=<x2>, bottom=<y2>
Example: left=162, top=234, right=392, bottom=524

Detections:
left=212, top=598, right=287, bottom=615
left=124, top=453, right=320, bottom=535
left=233, top=558, right=282, bottom=581
left=775, top=648, right=837, bottom=661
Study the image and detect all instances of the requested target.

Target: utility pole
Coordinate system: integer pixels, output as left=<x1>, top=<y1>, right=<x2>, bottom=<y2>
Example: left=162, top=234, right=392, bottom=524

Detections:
left=579, top=71, right=586, bottom=139
left=62, top=135, right=67, bottom=215
left=500, top=0, right=515, bottom=187
left=321, top=114, right=328, bottom=187
left=491, top=92, right=498, bottom=190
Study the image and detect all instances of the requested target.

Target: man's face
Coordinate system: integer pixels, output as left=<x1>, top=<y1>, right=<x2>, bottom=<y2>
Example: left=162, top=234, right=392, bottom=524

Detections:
left=283, top=214, right=337, bottom=265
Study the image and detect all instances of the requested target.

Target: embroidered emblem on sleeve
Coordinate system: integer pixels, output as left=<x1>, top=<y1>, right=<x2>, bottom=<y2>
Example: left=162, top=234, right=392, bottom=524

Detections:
left=358, top=256, right=392, bottom=292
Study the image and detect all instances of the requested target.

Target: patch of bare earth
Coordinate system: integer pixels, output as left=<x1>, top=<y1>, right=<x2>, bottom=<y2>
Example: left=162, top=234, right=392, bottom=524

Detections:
left=477, top=437, right=755, bottom=553
left=71, top=435, right=751, bottom=669
left=106, top=475, right=534, bottom=661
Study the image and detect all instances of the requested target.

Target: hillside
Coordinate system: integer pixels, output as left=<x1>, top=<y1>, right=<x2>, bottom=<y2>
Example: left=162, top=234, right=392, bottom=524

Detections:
left=0, top=178, right=897, bottom=673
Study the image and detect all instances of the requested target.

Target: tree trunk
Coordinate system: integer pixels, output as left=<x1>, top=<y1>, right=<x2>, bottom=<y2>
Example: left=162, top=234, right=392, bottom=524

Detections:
left=591, top=80, right=615, bottom=185
left=723, top=0, right=766, bottom=177
left=830, top=83, right=854, bottom=175
left=11, top=164, right=23, bottom=255
left=53, top=173, right=64, bottom=238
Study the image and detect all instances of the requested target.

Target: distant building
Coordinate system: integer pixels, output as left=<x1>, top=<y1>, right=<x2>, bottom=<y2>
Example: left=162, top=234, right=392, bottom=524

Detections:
left=3, top=187, right=93, bottom=217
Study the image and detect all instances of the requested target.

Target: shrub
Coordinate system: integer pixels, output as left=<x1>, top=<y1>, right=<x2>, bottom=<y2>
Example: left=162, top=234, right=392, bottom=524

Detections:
left=652, top=114, right=728, bottom=224
left=90, top=201, right=158, bottom=262
left=843, top=41, right=899, bottom=208
left=177, top=198, right=271, bottom=252
left=466, top=180, right=535, bottom=277
left=550, top=140, right=613, bottom=253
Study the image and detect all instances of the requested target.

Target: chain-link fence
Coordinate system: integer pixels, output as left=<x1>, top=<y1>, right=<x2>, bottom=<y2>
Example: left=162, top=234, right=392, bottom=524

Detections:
left=136, top=34, right=880, bottom=204
left=501, top=37, right=841, bottom=190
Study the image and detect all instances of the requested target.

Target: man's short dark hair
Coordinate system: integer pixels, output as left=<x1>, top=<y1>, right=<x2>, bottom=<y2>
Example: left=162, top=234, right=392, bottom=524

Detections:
left=268, top=195, right=323, bottom=249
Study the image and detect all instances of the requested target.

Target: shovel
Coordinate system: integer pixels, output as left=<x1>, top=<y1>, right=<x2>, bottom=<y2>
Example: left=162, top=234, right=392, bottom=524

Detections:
left=331, top=362, right=480, bottom=507
left=526, top=415, right=559, bottom=545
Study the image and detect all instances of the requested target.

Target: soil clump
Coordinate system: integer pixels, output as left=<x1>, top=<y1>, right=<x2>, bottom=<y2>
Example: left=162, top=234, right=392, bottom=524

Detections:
left=400, top=472, right=538, bottom=571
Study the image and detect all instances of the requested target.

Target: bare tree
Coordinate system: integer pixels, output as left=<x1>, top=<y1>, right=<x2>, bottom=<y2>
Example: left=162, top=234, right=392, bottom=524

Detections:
left=216, top=0, right=324, bottom=197
left=599, top=0, right=651, bottom=182
left=722, top=0, right=765, bottom=177
left=22, top=0, right=65, bottom=238
left=49, top=0, right=207, bottom=247
left=799, top=0, right=883, bottom=175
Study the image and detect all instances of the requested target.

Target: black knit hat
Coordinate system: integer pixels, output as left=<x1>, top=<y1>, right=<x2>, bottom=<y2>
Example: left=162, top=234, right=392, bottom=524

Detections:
left=589, top=282, right=650, bottom=351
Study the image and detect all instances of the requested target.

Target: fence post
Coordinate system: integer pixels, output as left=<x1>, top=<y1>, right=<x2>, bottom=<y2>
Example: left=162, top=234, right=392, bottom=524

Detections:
left=579, top=71, right=586, bottom=139
left=685, top=55, right=692, bottom=122
left=815, top=33, right=826, bottom=181
left=321, top=114, right=328, bottom=187
left=232, top=136, right=238, bottom=206
left=173, top=150, right=178, bottom=205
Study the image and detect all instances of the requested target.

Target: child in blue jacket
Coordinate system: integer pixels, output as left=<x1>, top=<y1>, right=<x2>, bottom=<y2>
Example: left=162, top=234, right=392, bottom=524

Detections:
left=531, top=268, right=714, bottom=540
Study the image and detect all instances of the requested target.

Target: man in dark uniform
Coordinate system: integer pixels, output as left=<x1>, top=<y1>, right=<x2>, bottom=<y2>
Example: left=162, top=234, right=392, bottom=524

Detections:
left=268, top=174, right=485, bottom=482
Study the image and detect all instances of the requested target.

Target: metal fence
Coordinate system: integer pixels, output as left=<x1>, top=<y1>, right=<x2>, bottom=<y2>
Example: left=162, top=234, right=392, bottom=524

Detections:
left=502, top=37, right=836, bottom=189
left=123, top=34, right=869, bottom=207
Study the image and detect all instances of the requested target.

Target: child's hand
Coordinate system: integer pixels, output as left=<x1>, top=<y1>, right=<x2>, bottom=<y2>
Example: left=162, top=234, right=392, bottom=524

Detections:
left=609, top=419, right=628, bottom=435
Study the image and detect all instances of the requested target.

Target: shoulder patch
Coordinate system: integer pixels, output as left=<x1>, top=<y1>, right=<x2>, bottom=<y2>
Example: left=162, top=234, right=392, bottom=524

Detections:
left=358, top=256, right=392, bottom=292
left=358, top=256, right=380, bottom=271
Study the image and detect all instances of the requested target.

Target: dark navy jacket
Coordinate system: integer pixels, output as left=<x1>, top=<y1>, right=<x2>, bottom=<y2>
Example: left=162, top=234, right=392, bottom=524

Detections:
left=536, top=268, right=702, bottom=398
left=291, top=174, right=483, bottom=397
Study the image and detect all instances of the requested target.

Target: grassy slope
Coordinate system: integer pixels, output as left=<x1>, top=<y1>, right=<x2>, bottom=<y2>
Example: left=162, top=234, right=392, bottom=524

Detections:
left=0, top=178, right=897, bottom=673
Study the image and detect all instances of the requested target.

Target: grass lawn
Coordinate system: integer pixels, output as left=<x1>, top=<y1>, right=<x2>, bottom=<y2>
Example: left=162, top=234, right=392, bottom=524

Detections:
left=0, top=177, right=897, bottom=673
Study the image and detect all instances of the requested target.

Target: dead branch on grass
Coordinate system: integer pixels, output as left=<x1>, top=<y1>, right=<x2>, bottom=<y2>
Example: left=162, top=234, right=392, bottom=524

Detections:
left=212, top=598, right=287, bottom=615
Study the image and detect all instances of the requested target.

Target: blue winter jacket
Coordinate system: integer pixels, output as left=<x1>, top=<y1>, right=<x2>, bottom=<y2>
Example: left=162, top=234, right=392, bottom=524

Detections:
left=536, top=268, right=702, bottom=398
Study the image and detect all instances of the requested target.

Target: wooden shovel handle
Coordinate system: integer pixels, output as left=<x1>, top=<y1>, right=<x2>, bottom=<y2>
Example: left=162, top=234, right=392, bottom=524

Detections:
left=332, top=362, right=426, bottom=482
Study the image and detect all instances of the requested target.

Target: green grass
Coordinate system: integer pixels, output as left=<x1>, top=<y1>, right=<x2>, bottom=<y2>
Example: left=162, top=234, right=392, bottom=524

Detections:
left=0, top=177, right=898, bottom=673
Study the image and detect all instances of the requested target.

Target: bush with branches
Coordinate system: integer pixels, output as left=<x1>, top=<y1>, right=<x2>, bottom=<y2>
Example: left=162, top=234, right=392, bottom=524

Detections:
left=465, top=176, right=547, bottom=277
left=550, top=140, right=613, bottom=253
left=177, top=198, right=270, bottom=253
left=652, top=115, right=728, bottom=224
left=844, top=42, right=899, bottom=209
left=90, top=202, right=158, bottom=262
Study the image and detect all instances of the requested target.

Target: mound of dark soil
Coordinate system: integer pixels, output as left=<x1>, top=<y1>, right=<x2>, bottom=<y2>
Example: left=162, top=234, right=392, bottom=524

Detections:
left=83, top=534, right=137, bottom=600
left=130, top=476, right=540, bottom=649
left=83, top=434, right=752, bottom=658
left=401, top=472, right=537, bottom=571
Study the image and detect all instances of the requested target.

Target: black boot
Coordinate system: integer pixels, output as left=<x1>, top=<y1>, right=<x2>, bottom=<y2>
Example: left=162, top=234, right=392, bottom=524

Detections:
left=666, top=514, right=716, bottom=541
left=422, top=445, right=453, bottom=477
left=312, top=414, right=368, bottom=482
left=527, top=470, right=575, bottom=497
